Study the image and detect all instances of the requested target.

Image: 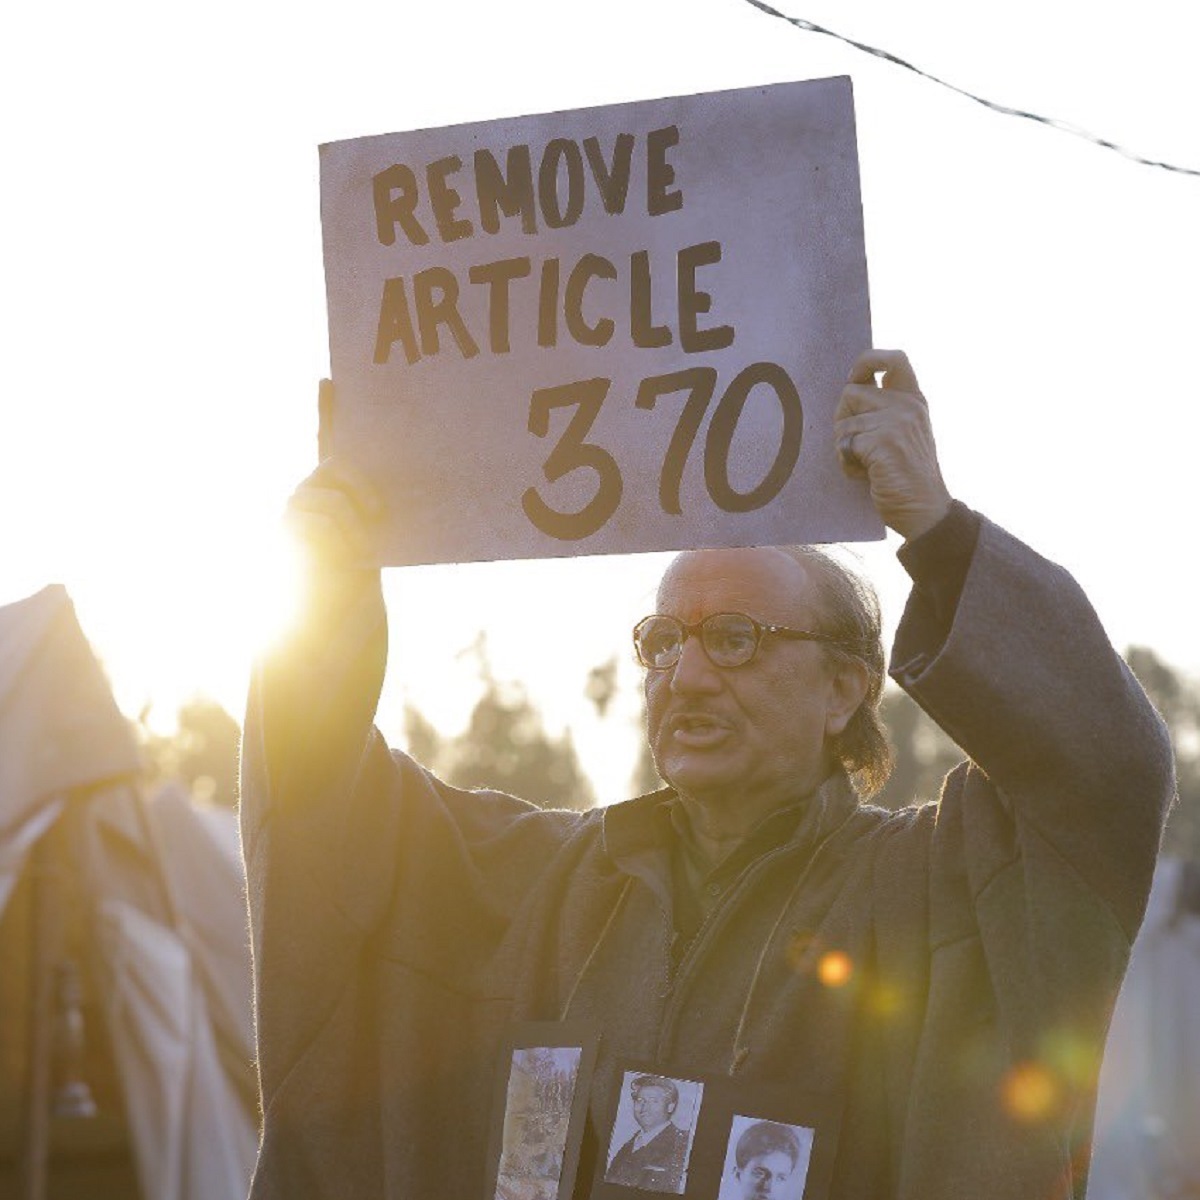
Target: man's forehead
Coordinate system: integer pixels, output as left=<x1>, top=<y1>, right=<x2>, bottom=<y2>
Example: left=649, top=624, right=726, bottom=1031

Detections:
left=656, top=546, right=818, bottom=617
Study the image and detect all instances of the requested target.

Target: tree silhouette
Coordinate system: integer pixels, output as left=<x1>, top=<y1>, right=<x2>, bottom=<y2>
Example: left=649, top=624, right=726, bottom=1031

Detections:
left=397, top=636, right=1200, bottom=846
left=585, top=657, right=619, bottom=719
left=874, top=688, right=962, bottom=811
left=136, top=696, right=241, bottom=807
left=404, top=640, right=595, bottom=810
left=873, top=648, right=1199, bottom=863
left=1124, top=646, right=1199, bottom=859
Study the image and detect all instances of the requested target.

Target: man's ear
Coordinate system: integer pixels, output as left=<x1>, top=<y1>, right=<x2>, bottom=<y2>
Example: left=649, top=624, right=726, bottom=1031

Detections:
left=825, top=656, right=869, bottom=738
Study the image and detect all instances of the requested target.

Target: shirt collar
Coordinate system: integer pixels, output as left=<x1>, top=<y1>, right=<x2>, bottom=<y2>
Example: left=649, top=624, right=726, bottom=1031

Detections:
left=602, top=773, right=859, bottom=873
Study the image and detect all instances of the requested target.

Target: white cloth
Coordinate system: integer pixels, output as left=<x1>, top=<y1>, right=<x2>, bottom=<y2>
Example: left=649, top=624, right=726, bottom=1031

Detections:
left=0, top=584, right=257, bottom=1200
left=98, top=899, right=257, bottom=1200
left=1089, top=858, right=1200, bottom=1199
left=82, top=786, right=258, bottom=1200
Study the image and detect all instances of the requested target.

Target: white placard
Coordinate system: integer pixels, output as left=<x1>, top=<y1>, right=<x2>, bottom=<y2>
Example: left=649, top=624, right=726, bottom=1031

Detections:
left=320, top=76, right=882, bottom=565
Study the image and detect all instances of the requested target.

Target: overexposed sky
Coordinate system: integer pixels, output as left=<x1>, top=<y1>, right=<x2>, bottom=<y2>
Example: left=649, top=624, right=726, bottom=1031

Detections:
left=3, top=0, right=1197, bottom=797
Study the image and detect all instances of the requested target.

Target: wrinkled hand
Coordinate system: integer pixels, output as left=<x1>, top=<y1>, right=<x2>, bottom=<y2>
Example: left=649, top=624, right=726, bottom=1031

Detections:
left=834, top=349, right=952, bottom=541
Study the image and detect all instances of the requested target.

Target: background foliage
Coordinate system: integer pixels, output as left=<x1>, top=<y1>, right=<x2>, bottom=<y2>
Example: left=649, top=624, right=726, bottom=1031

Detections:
left=142, top=645, right=1197, bottom=859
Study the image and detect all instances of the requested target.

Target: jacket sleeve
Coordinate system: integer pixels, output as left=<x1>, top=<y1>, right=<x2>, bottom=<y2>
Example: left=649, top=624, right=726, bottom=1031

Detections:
left=884, top=513, right=1175, bottom=1196
left=892, top=511, right=1174, bottom=943
left=238, top=576, right=580, bottom=1105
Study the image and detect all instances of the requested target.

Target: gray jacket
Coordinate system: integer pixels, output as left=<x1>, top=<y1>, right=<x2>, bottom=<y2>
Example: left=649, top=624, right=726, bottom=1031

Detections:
left=240, top=513, right=1174, bottom=1199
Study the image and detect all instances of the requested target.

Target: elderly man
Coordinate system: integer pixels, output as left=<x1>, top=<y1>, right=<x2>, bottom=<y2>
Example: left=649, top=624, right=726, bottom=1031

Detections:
left=240, top=351, right=1173, bottom=1200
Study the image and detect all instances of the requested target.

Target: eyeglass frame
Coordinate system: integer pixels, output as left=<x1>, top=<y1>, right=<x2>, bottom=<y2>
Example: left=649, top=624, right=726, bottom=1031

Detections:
left=632, top=611, right=845, bottom=671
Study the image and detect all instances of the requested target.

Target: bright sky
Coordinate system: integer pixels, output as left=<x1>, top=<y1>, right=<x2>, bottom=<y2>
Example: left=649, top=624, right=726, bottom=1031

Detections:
left=3, top=0, right=1197, bottom=799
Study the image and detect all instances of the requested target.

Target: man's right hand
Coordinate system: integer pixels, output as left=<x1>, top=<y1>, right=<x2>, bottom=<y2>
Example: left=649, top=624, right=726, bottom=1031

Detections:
left=255, top=435, right=389, bottom=777
left=286, top=459, right=380, bottom=569
left=283, top=455, right=385, bottom=637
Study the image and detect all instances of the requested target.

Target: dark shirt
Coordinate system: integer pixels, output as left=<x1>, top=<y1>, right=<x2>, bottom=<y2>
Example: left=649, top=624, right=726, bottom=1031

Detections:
left=669, top=800, right=806, bottom=960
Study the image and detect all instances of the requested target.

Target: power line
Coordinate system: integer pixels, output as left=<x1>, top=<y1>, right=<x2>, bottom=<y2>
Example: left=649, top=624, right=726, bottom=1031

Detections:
left=741, top=0, right=1200, bottom=178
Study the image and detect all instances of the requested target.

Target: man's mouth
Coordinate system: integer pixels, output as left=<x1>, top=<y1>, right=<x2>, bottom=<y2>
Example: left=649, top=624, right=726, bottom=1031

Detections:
left=668, top=713, right=731, bottom=748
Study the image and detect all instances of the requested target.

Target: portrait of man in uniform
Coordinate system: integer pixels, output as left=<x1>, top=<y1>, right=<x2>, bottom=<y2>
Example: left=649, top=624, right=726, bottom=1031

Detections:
left=604, top=1073, right=702, bottom=1194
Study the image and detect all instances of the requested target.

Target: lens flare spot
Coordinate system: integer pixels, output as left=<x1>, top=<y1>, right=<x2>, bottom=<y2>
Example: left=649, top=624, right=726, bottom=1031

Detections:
left=1001, top=1061, right=1062, bottom=1123
left=817, top=950, right=854, bottom=988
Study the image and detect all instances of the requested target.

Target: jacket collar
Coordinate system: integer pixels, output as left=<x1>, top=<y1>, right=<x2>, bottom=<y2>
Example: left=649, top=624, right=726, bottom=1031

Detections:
left=601, top=772, right=860, bottom=882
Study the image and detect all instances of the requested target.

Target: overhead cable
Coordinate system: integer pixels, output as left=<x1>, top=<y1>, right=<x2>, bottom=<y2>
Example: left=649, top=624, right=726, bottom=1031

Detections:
left=742, top=0, right=1200, bottom=178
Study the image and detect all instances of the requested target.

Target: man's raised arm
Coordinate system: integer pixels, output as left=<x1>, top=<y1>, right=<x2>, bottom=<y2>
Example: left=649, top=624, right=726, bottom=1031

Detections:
left=834, top=350, right=1172, bottom=932
left=251, top=451, right=390, bottom=800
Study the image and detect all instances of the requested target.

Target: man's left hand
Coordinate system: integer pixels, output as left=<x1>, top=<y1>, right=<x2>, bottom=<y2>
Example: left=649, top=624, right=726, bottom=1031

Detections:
left=835, top=349, right=953, bottom=541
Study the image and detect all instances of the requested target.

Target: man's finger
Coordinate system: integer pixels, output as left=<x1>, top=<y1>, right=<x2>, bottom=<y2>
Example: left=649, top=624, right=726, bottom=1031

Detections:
left=286, top=481, right=377, bottom=561
left=302, top=459, right=385, bottom=523
left=318, top=378, right=336, bottom=463
left=847, top=349, right=920, bottom=393
left=835, top=383, right=892, bottom=420
left=835, top=419, right=882, bottom=477
left=837, top=432, right=867, bottom=477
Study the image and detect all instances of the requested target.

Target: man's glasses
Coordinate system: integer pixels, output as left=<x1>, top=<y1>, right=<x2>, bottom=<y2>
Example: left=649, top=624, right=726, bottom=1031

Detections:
left=632, top=612, right=839, bottom=670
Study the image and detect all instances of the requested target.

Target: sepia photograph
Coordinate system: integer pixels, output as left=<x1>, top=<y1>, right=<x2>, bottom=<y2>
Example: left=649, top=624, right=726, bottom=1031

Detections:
left=494, top=1045, right=585, bottom=1200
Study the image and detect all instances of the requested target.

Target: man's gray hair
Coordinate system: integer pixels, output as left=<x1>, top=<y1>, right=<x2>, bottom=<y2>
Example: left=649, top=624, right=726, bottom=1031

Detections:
left=780, top=545, right=892, bottom=798
left=631, top=1074, right=679, bottom=1107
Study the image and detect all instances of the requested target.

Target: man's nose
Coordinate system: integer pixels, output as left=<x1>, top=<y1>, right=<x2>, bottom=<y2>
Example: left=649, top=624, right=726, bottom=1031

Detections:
left=669, top=633, right=722, bottom=694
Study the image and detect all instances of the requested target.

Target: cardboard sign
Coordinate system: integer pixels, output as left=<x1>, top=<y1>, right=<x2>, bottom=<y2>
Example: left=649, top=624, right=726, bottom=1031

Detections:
left=320, top=76, right=881, bottom=565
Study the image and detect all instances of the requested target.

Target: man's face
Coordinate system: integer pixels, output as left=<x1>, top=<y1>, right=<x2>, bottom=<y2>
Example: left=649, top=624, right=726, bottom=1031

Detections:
left=735, top=1150, right=794, bottom=1198
left=644, top=548, right=858, bottom=815
left=632, top=1084, right=675, bottom=1132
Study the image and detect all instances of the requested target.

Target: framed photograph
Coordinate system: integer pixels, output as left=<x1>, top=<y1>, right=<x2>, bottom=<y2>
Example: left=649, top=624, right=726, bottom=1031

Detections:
left=484, top=1022, right=600, bottom=1200
left=602, top=1069, right=705, bottom=1194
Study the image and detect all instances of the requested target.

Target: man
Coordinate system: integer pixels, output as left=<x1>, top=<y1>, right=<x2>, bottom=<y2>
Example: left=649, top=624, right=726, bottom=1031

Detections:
left=724, top=1122, right=806, bottom=1200
left=604, top=1075, right=690, bottom=1192
left=240, top=351, right=1174, bottom=1199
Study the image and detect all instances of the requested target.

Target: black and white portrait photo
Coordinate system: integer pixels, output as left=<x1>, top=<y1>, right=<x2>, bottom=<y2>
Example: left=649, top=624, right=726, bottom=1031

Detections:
left=604, top=1072, right=703, bottom=1194
left=715, top=1116, right=813, bottom=1200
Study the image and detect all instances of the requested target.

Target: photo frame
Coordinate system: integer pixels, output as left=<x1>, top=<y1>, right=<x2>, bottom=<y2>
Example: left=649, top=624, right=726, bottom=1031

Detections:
left=483, top=1021, right=601, bottom=1200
